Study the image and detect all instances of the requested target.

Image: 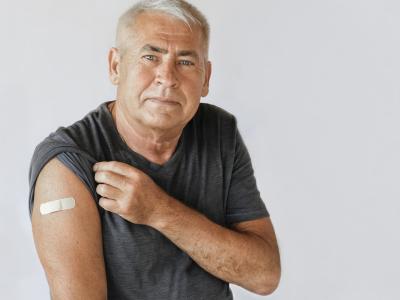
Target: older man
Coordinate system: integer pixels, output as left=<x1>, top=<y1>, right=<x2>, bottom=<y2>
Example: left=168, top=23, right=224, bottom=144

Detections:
left=29, top=1, right=281, bottom=299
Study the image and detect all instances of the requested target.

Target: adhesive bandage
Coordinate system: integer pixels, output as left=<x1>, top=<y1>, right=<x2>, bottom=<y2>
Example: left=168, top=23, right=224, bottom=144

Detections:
left=40, top=197, right=76, bottom=215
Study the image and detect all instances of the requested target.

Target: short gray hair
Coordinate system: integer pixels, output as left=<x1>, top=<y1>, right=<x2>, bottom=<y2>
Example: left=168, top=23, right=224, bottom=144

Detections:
left=116, top=0, right=210, bottom=58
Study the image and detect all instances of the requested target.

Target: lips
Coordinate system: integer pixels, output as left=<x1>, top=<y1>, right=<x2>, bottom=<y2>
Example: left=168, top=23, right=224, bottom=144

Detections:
left=147, top=97, right=179, bottom=105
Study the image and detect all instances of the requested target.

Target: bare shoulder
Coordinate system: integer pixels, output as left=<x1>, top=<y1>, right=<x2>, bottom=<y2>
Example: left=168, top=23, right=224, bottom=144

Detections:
left=32, top=157, right=107, bottom=299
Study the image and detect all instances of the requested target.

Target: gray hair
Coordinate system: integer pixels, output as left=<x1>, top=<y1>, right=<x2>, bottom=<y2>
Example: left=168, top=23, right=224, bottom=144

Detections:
left=116, top=0, right=210, bottom=58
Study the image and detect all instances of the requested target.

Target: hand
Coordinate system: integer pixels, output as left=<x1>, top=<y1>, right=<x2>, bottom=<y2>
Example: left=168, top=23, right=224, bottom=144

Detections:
left=93, top=161, right=168, bottom=226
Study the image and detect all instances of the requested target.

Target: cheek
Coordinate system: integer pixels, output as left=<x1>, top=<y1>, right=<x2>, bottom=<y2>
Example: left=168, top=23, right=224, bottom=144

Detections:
left=187, top=66, right=206, bottom=90
left=181, top=73, right=205, bottom=98
left=121, top=65, right=155, bottom=96
left=132, top=64, right=154, bottom=81
left=180, top=81, right=202, bottom=115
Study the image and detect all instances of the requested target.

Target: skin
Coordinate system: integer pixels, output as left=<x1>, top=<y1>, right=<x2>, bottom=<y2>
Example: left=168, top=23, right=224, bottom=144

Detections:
left=32, top=158, right=107, bottom=299
left=32, top=11, right=280, bottom=298
left=94, top=160, right=281, bottom=295
left=102, top=11, right=281, bottom=294
left=108, top=11, right=212, bottom=164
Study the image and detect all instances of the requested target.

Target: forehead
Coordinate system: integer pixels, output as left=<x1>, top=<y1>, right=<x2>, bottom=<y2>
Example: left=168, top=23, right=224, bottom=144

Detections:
left=128, top=11, right=204, bottom=49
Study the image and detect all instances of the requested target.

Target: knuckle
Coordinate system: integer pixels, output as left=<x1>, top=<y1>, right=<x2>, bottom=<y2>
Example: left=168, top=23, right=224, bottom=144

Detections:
left=95, top=171, right=107, bottom=182
left=119, top=200, right=131, bottom=214
left=135, top=174, right=143, bottom=184
left=128, top=169, right=137, bottom=178
left=103, top=172, right=111, bottom=181
left=110, top=161, right=119, bottom=170
left=130, top=170, right=142, bottom=182
left=122, top=177, right=133, bottom=191
left=96, top=184, right=102, bottom=194
left=97, top=184, right=107, bottom=195
left=126, top=184, right=134, bottom=195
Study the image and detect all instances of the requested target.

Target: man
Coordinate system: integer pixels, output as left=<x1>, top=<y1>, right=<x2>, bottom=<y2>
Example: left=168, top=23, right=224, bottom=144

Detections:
left=29, top=1, right=281, bottom=299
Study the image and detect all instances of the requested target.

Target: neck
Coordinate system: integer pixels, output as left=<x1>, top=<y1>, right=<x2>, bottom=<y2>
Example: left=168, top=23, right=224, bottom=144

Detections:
left=108, top=101, right=182, bottom=165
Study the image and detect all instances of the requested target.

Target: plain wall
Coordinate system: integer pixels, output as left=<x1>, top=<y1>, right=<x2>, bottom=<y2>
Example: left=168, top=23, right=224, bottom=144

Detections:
left=1, top=0, right=400, bottom=299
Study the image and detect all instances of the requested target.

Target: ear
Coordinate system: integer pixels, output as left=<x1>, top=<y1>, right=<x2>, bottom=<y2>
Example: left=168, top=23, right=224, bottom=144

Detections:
left=108, top=47, right=121, bottom=85
left=201, top=61, right=212, bottom=97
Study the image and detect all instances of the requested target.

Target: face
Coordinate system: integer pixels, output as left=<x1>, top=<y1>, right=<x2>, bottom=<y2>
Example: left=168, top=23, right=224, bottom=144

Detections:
left=108, top=12, right=211, bottom=132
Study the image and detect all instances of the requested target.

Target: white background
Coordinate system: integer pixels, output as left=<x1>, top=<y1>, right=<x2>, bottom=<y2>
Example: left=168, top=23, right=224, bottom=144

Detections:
left=1, top=0, right=400, bottom=299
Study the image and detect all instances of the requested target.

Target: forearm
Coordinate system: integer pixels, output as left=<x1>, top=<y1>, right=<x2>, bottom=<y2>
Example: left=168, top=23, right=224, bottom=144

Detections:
left=149, top=195, right=278, bottom=295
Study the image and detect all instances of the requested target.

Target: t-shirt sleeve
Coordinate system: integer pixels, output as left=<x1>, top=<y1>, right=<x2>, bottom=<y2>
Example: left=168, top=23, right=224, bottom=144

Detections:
left=28, top=142, right=99, bottom=220
left=56, top=152, right=98, bottom=202
left=225, top=127, right=270, bottom=226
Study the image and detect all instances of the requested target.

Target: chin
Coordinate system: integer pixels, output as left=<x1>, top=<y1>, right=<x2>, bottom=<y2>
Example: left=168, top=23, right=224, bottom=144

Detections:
left=144, top=115, right=180, bottom=130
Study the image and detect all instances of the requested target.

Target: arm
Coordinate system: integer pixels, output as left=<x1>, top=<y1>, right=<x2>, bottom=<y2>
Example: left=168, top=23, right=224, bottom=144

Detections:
left=151, top=196, right=281, bottom=296
left=31, top=158, right=107, bottom=299
left=93, top=161, right=280, bottom=296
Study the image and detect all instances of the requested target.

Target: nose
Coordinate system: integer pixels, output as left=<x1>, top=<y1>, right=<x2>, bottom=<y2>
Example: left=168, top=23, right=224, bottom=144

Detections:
left=155, top=60, right=179, bottom=89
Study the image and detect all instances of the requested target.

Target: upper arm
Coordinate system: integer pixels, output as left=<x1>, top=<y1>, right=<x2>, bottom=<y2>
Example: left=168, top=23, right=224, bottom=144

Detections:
left=31, top=157, right=107, bottom=299
left=225, top=126, right=270, bottom=225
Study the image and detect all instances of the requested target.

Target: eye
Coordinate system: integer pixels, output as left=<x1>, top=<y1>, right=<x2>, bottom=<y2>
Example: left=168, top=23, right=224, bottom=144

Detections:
left=178, top=60, right=194, bottom=66
left=142, top=55, right=157, bottom=62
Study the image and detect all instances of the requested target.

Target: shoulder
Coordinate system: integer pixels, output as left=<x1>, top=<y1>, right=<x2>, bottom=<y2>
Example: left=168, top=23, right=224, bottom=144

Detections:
left=51, top=102, right=108, bottom=150
left=193, top=102, right=238, bottom=137
left=30, top=102, right=107, bottom=164
left=185, top=103, right=239, bottom=162
left=29, top=103, right=105, bottom=210
left=197, top=102, right=237, bottom=123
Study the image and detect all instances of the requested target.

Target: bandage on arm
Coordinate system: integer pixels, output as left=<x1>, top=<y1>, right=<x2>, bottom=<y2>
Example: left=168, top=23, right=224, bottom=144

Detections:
left=31, top=157, right=107, bottom=299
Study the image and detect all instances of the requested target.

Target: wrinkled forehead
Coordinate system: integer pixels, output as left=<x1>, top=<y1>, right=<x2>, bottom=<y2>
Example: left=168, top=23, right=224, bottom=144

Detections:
left=122, top=11, right=206, bottom=53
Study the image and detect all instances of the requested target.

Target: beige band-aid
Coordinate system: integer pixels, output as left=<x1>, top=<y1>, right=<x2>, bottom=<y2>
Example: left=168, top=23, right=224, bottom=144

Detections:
left=40, top=197, right=76, bottom=215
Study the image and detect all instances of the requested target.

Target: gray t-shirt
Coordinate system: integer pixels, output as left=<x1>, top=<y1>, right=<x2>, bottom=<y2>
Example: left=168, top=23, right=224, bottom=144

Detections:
left=28, top=101, right=269, bottom=300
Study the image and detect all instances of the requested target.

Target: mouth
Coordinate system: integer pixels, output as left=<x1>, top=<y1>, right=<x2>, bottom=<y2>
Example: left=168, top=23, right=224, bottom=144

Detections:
left=147, top=97, right=180, bottom=105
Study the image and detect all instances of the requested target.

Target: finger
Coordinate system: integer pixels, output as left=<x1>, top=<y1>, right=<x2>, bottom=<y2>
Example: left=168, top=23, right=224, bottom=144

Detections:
left=98, top=197, right=119, bottom=213
left=96, top=183, right=122, bottom=200
left=94, top=170, right=127, bottom=191
left=93, top=161, right=139, bottom=177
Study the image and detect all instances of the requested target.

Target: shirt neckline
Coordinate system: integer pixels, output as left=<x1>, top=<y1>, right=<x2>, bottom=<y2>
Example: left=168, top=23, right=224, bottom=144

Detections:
left=100, top=100, right=186, bottom=172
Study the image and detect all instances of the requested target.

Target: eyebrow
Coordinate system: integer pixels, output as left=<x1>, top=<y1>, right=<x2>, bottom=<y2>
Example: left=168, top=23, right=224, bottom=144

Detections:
left=141, top=44, right=199, bottom=60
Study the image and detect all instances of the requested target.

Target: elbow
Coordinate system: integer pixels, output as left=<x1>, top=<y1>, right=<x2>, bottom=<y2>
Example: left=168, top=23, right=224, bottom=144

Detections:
left=255, top=266, right=281, bottom=296
left=256, top=283, right=279, bottom=296
left=47, top=271, right=108, bottom=300
left=256, top=279, right=280, bottom=296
